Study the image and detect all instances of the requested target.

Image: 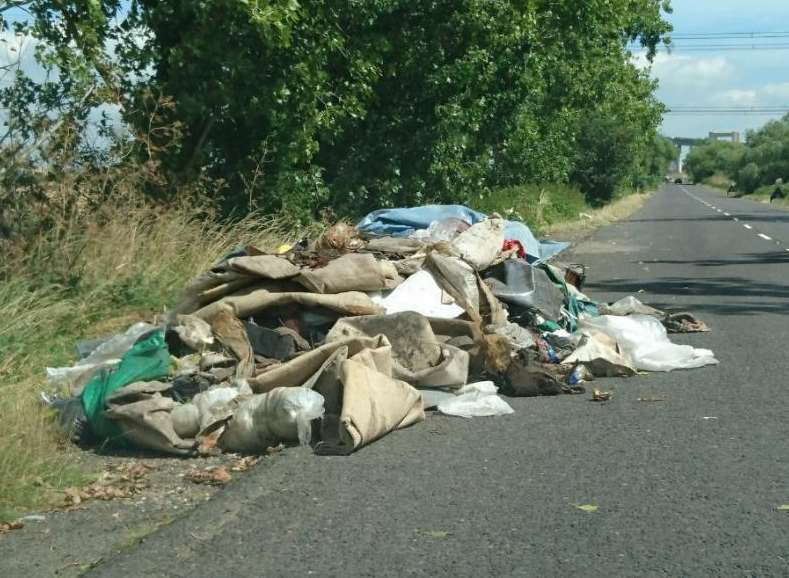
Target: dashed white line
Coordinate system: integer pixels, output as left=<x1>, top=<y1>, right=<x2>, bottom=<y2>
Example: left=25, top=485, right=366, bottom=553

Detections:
left=724, top=212, right=730, bottom=216
left=758, top=233, right=772, bottom=240
left=733, top=217, right=739, bottom=221
left=743, top=224, right=753, bottom=229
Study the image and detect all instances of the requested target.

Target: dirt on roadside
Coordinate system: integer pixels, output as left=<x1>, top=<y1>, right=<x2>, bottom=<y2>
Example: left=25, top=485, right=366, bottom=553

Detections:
left=0, top=448, right=279, bottom=577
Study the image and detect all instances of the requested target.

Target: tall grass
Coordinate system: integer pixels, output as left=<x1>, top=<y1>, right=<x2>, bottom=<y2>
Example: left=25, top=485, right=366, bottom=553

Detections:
left=473, top=184, right=589, bottom=234
left=0, top=199, right=315, bottom=520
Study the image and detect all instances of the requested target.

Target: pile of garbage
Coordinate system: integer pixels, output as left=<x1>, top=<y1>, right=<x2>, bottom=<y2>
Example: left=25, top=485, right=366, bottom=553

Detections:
left=43, top=205, right=718, bottom=457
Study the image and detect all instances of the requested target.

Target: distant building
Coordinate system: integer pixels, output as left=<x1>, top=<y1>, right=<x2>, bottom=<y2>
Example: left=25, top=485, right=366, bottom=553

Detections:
left=708, top=131, right=740, bottom=143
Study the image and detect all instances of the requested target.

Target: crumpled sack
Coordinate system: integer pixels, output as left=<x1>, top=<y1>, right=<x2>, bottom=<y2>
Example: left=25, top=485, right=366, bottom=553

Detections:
left=436, top=381, right=514, bottom=418
left=296, top=253, right=400, bottom=294
left=325, top=312, right=469, bottom=389
left=449, top=218, right=505, bottom=270
left=579, top=315, right=718, bottom=372
left=105, top=380, right=195, bottom=455
left=194, top=285, right=383, bottom=320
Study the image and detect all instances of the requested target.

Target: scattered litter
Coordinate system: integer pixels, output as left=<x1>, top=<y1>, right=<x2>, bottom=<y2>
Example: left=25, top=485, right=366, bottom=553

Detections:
left=575, top=504, right=598, bottom=513
left=64, top=463, right=155, bottom=506
left=20, top=515, right=46, bottom=523
left=437, top=382, right=514, bottom=418
left=186, top=466, right=232, bottom=486
left=776, top=505, right=789, bottom=511
left=637, top=396, right=668, bottom=403
left=591, top=389, right=612, bottom=402
left=38, top=204, right=718, bottom=463
left=702, top=416, right=718, bottom=421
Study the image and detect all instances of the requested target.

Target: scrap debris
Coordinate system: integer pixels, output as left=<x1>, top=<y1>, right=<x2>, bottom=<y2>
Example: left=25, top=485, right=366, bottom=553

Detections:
left=39, top=204, right=718, bottom=460
left=591, top=389, right=613, bottom=402
left=64, top=463, right=155, bottom=506
left=185, top=466, right=232, bottom=486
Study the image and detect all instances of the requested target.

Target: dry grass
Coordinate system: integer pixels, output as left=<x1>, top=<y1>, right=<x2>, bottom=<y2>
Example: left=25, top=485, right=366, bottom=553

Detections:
left=0, top=199, right=316, bottom=521
left=542, top=191, right=651, bottom=241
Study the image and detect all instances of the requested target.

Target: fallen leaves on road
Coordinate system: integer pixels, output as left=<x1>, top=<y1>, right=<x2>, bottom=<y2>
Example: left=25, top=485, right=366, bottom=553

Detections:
left=0, top=520, right=24, bottom=533
left=186, top=466, right=232, bottom=486
left=230, top=456, right=261, bottom=472
left=64, top=462, right=155, bottom=507
left=591, top=389, right=612, bottom=402
left=575, top=504, right=598, bottom=513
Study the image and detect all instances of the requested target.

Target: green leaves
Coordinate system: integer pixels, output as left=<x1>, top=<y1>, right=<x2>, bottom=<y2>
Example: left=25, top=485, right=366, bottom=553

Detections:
left=5, top=0, right=672, bottom=219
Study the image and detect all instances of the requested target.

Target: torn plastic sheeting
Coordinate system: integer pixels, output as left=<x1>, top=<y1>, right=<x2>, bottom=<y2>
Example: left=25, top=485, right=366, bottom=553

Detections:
left=47, top=322, right=158, bottom=390
left=579, top=314, right=718, bottom=372
left=355, top=204, right=568, bottom=263
left=371, top=269, right=465, bottom=319
left=599, top=296, right=663, bottom=317
left=437, top=381, right=514, bottom=418
left=483, top=260, right=565, bottom=321
left=561, top=333, right=637, bottom=377
left=79, top=329, right=171, bottom=442
left=220, top=387, right=325, bottom=453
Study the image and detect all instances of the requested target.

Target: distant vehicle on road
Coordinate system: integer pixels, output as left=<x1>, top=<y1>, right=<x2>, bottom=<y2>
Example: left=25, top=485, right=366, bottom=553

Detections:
left=674, top=178, right=683, bottom=184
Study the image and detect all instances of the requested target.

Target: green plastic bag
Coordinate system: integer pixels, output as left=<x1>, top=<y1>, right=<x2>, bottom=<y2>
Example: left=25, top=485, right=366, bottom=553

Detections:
left=80, top=329, right=170, bottom=442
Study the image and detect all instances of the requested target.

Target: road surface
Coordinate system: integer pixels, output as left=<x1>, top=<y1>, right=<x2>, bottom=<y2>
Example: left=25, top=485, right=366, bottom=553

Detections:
left=89, top=184, right=789, bottom=577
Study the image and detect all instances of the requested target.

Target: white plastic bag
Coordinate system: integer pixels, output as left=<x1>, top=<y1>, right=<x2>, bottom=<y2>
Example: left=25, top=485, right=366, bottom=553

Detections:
left=46, top=322, right=157, bottom=388
left=437, top=381, right=514, bottom=418
left=373, top=269, right=464, bottom=319
left=221, top=387, right=325, bottom=452
left=579, top=314, right=718, bottom=372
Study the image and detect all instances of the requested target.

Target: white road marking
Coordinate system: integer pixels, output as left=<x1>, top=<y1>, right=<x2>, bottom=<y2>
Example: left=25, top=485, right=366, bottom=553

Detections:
left=724, top=212, right=730, bottom=216
left=743, top=224, right=752, bottom=229
left=733, top=217, right=739, bottom=221
left=759, top=233, right=772, bottom=240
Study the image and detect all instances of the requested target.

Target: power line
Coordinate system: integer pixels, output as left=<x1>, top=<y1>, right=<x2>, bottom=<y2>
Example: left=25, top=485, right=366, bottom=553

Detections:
left=669, top=31, right=789, bottom=39
left=665, top=107, right=789, bottom=116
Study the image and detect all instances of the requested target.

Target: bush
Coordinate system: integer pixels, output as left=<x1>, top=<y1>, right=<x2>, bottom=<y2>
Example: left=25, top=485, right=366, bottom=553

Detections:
left=738, top=162, right=761, bottom=194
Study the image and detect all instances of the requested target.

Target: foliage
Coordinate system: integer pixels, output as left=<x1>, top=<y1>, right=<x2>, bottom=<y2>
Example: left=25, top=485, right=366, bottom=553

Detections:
left=2, top=0, right=673, bottom=223
left=684, top=140, right=745, bottom=183
left=685, top=114, right=789, bottom=194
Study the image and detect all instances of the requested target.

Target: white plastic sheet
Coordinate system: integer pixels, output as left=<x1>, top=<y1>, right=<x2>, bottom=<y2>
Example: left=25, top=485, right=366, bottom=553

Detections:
left=437, top=381, right=514, bottom=418
left=372, top=269, right=464, bottom=318
left=579, top=314, right=718, bottom=372
left=46, top=322, right=157, bottom=388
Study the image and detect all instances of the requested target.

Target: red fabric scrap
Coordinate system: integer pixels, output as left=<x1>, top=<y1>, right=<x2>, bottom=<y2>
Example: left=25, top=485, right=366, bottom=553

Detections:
left=502, top=239, right=526, bottom=258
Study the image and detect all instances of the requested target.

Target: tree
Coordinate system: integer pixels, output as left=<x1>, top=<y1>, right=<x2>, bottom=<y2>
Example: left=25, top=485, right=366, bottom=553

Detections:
left=3, top=0, right=673, bottom=220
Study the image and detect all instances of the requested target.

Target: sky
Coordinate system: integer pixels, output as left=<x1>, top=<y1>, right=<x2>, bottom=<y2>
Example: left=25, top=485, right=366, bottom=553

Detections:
left=646, top=0, right=789, bottom=138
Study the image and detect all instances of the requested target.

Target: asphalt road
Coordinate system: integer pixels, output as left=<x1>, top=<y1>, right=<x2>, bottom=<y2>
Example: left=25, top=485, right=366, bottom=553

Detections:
left=89, top=184, right=789, bottom=577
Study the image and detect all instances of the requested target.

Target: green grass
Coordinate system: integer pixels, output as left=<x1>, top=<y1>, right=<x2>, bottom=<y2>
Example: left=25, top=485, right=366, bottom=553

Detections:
left=472, top=183, right=590, bottom=235
left=0, top=202, right=317, bottom=521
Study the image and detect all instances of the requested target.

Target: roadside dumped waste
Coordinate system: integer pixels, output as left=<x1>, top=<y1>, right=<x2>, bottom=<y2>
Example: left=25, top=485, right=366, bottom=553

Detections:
left=41, top=205, right=718, bottom=458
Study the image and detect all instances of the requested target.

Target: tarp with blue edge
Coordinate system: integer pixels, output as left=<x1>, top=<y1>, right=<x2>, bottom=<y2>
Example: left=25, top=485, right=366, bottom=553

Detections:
left=356, top=204, right=569, bottom=264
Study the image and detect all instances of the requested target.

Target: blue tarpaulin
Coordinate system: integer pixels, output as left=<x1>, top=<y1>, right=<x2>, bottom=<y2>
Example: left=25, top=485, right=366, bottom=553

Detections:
left=356, top=205, right=569, bottom=263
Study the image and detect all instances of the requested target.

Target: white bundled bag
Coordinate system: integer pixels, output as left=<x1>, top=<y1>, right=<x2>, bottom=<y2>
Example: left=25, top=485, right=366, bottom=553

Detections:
left=579, top=314, right=718, bottom=372
left=221, top=387, right=325, bottom=452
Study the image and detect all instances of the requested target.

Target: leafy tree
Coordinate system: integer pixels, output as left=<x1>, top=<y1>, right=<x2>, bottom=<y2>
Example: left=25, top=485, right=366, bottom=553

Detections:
left=3, top=0, right=673, bottom=220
